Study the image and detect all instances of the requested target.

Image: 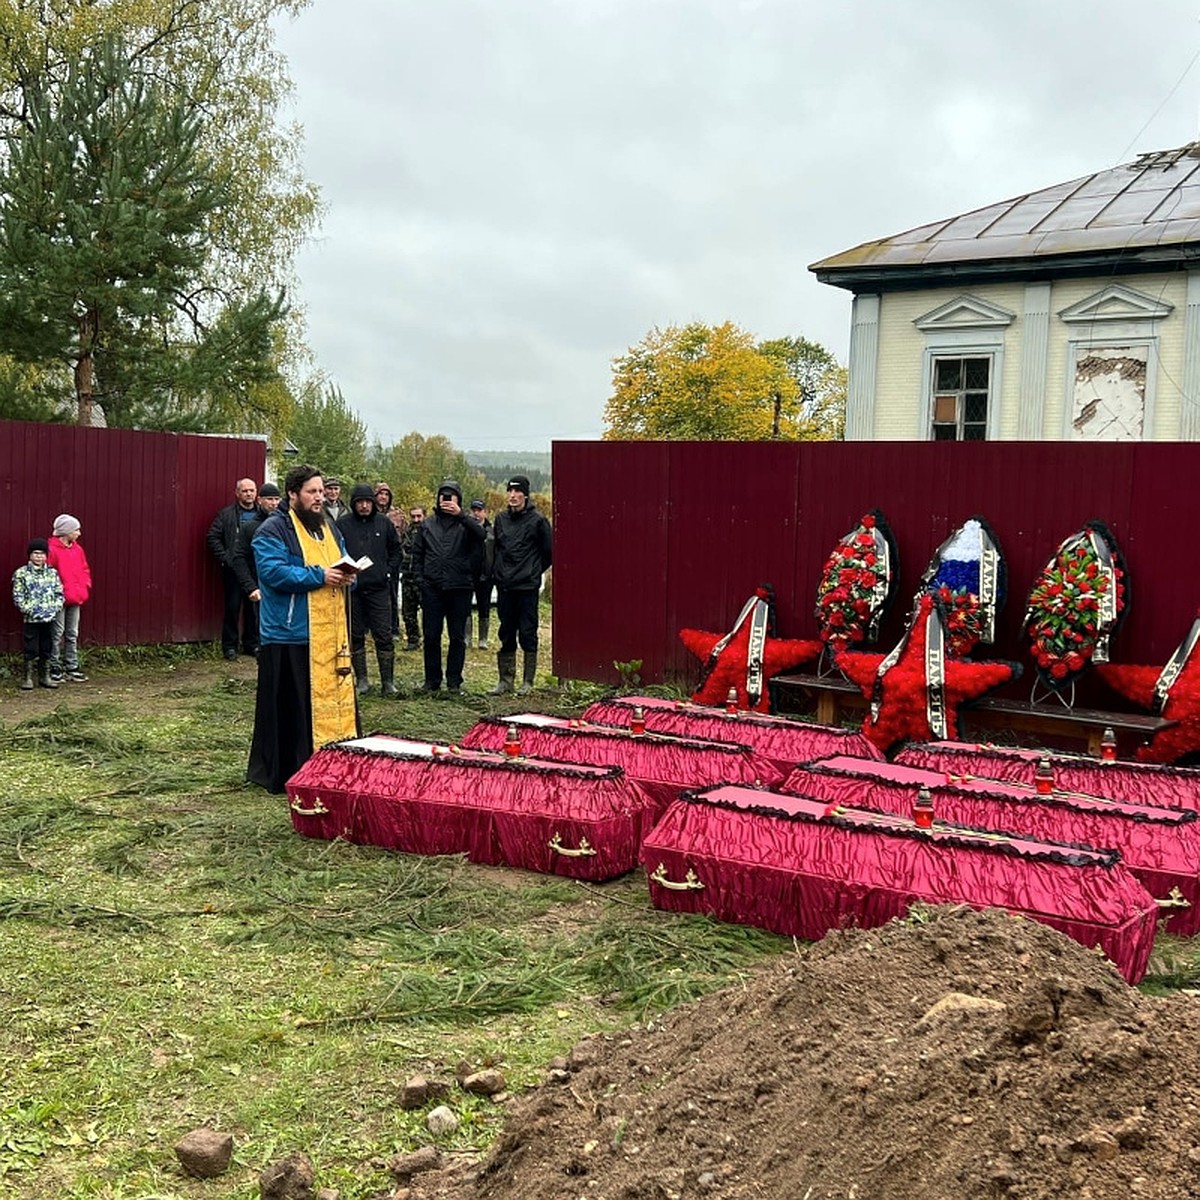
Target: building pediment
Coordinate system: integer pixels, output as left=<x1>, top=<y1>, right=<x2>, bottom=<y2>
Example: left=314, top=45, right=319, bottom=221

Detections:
left=914, top=294, right=1016, bottom=332
left=1058, top=283, right=1174, bottom=324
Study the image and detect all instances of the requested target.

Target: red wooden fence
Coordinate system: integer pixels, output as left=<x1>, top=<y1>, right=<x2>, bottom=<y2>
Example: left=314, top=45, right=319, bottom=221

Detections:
left=551, top=440, right=1200, bottom=702
left=0, top=421, right=265, bottom=654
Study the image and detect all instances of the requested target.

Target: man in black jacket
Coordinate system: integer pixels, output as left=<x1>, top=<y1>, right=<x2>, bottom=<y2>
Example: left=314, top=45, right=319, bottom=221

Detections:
left=410, top=478, right=485, bottom=694
left=206, top=478, right=261, bottom=660
left=337, top=483, right=403, bottom=696
left=490, top=475, right=553, bottom=695
left=230, top=482, right=282, bottom=605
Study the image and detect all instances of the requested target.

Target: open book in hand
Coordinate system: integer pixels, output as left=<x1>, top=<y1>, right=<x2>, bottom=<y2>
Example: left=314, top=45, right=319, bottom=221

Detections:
left=332, top=553, right=373, bottom=575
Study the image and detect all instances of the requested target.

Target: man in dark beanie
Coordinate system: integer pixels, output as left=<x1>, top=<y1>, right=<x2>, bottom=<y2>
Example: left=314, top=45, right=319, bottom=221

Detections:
left=490, top=475, right=553, bottom=695
left=410, top=478, right=485, bottom=694
left=337, top=483, right=402, bottom=696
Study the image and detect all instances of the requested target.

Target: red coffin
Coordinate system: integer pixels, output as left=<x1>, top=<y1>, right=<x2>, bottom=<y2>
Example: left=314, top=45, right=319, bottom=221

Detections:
left=641, top=784, right=1157, bottom=983
left=459, top=714, right=783, bottom=818
left=286, top=735, right=656, bottom=880
left=786, top=755, right=1200, bottom=934
left=896, top=741, right=1200, bottom=813
left=581, top=695, right=883, bottom=772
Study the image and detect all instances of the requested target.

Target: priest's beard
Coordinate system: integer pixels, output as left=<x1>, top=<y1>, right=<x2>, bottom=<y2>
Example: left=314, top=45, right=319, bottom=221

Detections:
left=297, top=506, right=326, bottom=535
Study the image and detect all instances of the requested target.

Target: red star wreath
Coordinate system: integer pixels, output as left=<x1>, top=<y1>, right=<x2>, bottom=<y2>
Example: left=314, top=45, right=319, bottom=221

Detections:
left=1096, top=611, right=1200, bottom=764
left=836, top=594, right=1022, bottom=753
left=680, top=585, right=821, bottom=713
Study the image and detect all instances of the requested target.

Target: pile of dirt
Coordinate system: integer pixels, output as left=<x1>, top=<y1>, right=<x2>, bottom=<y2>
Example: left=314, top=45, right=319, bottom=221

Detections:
left=408, top=906, right=1200, bottom=1200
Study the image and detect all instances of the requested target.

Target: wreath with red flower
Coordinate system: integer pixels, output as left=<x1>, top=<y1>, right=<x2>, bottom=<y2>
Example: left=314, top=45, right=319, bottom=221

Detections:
left=936, top=585, right=987, bottom=658
left=1024, top=521, right=1128, bottom=690
left=814, top=510, right=897, bottom=652
left=836, top=594, right=1021, bottom=754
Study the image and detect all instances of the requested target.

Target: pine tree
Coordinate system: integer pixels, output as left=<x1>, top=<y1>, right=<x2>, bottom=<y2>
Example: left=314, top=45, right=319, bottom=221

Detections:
left=0, top=35, right=285, bottom=426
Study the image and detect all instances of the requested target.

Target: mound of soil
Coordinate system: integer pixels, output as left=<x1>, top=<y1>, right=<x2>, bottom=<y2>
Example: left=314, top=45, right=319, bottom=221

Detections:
left=410, top=907, right=1200, bottom=1200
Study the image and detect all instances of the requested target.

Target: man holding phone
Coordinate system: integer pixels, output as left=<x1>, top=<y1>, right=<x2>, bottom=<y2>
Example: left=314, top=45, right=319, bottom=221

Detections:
left=409, top=479, right=485, bottom=694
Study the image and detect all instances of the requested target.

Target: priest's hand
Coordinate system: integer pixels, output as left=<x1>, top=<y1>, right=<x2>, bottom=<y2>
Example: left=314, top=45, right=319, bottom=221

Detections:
left=324, top=567, right=350, bottom=588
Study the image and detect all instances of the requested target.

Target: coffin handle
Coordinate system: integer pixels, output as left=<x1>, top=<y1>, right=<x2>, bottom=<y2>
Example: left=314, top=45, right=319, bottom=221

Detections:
left=549, top=833, right=597, bottom=857
left=290, top=795, right=329, bottom=816
left=648, top=862, right=705, bottom=891
left=1157, top=887, right=1191, bottom=909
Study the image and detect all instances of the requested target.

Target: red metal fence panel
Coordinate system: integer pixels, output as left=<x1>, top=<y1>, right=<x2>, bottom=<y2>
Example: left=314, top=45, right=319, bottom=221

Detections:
left=0, top=421, right=265, bottom=653
left=551, top=440, right=1200, bottom=702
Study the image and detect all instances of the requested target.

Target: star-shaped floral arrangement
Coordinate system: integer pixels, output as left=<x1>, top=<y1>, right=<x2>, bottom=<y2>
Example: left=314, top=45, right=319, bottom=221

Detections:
left=680, top=585, right=821, bottom=713
left=1096, top=611, right=1200, bottom=764
left=837, top=594, right=1022, bottom=753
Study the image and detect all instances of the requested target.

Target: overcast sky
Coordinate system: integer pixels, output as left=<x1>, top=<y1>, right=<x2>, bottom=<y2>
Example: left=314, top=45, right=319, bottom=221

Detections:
left=274, top=1, right=1200, bottom=452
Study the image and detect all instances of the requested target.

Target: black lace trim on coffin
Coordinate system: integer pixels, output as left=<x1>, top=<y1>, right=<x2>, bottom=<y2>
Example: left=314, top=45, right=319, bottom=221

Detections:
left=797, top=761, right=1196, bottom=827
left=673, top=782, right=1123, bottom=870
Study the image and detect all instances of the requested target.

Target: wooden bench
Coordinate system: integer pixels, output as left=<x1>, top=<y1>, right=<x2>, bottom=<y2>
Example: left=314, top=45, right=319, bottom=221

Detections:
left=771, top=672, right=1175, bottom=756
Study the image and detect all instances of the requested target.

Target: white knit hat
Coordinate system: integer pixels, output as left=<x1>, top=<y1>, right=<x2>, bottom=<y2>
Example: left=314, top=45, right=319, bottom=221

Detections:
left=53, top=514, right=80, bottom=537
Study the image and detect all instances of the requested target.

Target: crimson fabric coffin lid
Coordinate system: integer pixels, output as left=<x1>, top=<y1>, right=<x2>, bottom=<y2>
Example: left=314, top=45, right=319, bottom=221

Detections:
left=641, top=784, right=1157, bottom=983
left=459, top=714, right=784, bottom=816
left=896, top=741, right=1200, bottom=812
left=581, top=695, right=883, bottom=771
left=286, top=734, right=656, bottom=880
left=787, top=755, right=1200, bottom=935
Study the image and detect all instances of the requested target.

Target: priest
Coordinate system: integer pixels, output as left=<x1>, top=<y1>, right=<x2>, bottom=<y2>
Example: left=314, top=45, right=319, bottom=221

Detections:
left=247, top=464, right=360, bottom=793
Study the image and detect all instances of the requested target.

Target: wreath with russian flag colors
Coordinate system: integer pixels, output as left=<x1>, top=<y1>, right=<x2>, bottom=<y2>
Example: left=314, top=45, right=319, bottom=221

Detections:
left=920, top=515, right=1006, bottom=659
left=1024, top=521, right=1128, bottom=690
left=814, top=510, right=897, bottom=652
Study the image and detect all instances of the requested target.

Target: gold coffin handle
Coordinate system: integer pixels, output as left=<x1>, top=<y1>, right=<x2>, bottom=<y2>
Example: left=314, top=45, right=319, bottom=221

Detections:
left=548, top=832, right=597, bottom=858
left=648, top=862, right=705, bottom=891
left=1157, top=887, right=1191, bottom=909
left=290, top=794, right=329, bottom=817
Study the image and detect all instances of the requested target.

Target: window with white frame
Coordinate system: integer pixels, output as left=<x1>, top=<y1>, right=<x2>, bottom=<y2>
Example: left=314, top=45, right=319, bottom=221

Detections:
left=930, top=355, right=991, bottom=441
left=914, top=294, right=1012, bottom=443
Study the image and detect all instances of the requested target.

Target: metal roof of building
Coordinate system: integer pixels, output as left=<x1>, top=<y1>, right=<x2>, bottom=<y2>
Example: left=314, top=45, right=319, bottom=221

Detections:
left=811, top=143, right=1200, bottom=288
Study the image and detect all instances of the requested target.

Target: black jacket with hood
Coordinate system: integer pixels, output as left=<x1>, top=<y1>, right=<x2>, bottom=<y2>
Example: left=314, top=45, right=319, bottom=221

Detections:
left=336, top=484, right=403, bottom=590
left=493, top=500, right=553, bottom=591
left=410, top=479, right=485, bottom=590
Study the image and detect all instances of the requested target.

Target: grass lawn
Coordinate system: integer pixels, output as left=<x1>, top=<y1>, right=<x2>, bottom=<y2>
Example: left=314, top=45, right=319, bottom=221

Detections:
left=0, top=632, right=791, bottom=1199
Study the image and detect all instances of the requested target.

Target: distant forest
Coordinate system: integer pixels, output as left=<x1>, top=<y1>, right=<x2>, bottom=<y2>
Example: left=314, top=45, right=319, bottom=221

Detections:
left=467, top=450, right=552, bottom=493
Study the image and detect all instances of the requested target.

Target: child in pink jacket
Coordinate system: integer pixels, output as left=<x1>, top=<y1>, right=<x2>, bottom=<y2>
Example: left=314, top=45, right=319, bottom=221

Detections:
left=47, top=513, right=92, bottom=682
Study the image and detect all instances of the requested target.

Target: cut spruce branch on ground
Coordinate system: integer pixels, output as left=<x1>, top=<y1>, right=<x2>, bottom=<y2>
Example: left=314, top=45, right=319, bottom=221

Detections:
left=0, top=640, right=785, bottom=1199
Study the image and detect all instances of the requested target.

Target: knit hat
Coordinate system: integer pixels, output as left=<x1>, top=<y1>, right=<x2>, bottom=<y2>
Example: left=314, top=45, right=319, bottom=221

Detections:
left=53, top=514, right=80, bottom=537
left=259, top=482, right=281, bottom=498
left=506, top=475, right=531, bottom=496
left=28, top=537, right=48, bottom=555
left=351, top=483, right=376, bottom=504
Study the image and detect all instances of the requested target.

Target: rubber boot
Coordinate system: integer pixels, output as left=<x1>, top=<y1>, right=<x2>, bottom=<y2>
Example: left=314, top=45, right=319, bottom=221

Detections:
left=21, top=660, right=34, bottom=691
left=377, top=648, right=399, bottom=697
left=352, top=649, right=371, bottom=696
left=489, top=650, right=516, bottom=695
left=517, top=651, right=538, bottom=696
left=37, top=658, right=58, bottom=689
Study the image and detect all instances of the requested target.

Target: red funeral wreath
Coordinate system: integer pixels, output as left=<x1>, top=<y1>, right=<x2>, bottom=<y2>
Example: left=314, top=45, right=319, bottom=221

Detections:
left=814, top=510, right=898, bottom=653
left=680, top=586, right=821, bottom=714
left=836, top=594, right=1021, bottom=754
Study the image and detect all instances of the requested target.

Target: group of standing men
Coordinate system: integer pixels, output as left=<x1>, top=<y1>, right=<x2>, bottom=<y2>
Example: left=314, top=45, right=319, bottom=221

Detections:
left=212, top=466, right=552, bottom=794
